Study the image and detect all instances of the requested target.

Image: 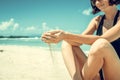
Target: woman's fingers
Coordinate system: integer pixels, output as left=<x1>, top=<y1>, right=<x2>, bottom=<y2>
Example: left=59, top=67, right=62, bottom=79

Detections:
left=42, top=33, right=57, bottom=40
left=42, top=36, right=58, bottom=43
left=41, top=33, right=57, bottom=43
left=41, top=30, right=64, bottom=43
left=48, top=30, right=62, bottom=35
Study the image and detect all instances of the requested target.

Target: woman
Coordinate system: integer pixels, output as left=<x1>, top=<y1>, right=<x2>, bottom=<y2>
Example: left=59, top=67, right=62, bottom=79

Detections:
left=42, top=0, right=120, bottom=80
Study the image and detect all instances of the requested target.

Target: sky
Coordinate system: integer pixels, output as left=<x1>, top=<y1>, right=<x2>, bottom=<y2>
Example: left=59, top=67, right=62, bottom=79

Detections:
left=0, top=0, right=120, bottom=36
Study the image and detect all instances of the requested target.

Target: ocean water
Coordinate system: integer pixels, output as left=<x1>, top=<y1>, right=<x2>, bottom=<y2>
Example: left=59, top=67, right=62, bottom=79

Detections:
left=0, top=36, right=90, bottom=52
left=0, top=37, right=44, bottom=46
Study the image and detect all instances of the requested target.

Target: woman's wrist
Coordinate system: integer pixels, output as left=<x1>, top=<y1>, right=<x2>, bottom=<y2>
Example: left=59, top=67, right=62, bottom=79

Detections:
left=61, top=31, right=68, bottom=40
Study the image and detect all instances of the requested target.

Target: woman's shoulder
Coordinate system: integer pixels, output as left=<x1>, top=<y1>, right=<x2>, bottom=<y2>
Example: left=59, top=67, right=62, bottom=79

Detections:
left=92, top=15, right=103, bottom=29
left=93, top=15, right=103, bottom=22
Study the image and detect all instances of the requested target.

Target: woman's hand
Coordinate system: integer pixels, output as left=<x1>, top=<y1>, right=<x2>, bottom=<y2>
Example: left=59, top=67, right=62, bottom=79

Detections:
left=41, top=30, right=65, bottom=44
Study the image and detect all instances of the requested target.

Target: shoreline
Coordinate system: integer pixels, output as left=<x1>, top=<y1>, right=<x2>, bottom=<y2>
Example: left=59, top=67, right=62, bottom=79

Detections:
left=0, top=45, right=71, bottom=80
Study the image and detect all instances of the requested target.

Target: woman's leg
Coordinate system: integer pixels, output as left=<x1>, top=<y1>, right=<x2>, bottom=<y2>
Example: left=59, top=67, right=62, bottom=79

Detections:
left=61, top=41, right=87, bottom=80
left=72, top=46, right=101, bottom=80
left=62, top=40, right=101, bottom=80
left=82, top=38, right=120, bottom=80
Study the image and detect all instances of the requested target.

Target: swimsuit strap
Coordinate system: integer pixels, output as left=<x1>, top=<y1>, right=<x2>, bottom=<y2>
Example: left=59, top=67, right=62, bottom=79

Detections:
left=96, top=15, right=105, bottom=36
left=113, top=10, right=120, bottom=26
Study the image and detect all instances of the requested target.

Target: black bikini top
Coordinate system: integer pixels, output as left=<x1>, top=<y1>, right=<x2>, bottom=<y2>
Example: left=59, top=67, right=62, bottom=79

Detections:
left=96, top=10, right=120, bottom=36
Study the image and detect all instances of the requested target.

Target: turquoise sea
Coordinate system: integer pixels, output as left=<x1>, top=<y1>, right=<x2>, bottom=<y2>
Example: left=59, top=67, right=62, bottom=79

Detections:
left=0, top=36, right=44, bottom=46
left=0, top=36, right=90, bottom=52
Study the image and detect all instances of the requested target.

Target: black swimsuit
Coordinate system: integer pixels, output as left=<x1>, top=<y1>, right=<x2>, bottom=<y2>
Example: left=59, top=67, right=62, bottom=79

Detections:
left=96, top=10, right=120, bottom=80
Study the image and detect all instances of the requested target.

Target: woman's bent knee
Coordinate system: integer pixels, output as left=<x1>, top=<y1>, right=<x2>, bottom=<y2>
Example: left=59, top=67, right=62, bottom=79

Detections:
left=92, top=38, right=110, bottom=49
left=61, top=41, right=72, bottom=49
left=89, top=38, right=111, bottom=56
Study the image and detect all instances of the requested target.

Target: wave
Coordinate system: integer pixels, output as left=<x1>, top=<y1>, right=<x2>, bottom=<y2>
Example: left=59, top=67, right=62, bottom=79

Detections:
left=0, top=37, right=40, bottom=41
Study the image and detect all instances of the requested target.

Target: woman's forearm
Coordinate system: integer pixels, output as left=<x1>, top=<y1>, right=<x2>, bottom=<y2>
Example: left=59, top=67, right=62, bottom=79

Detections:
left=63, top=40, right=82, bottom=46
left=62, top=32, right=101, bottom=45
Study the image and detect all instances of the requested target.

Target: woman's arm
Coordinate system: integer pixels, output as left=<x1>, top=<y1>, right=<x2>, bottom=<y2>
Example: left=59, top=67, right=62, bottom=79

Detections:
left=63, top=16, right=99, bottom=46
left=63, top=33, right=100, bottom=45
left=63, top=18, right=120, bottom=45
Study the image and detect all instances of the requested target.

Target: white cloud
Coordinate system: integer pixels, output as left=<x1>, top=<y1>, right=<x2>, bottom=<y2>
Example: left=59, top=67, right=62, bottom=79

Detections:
left=26, top=26, right=36, bottom=31
left=13, top=23, right=19, bottom=30
left=82, top=8, right=91, bottom=16
left=41, top=22, right=61, bottom=34
left=42, top=22, right=50, bottom=32
left=0, top=18, right=19, bottom=31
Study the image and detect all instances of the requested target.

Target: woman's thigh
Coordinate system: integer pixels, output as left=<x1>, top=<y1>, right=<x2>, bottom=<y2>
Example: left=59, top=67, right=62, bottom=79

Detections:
left=61, top=41, right=86, bottom=79
left=102, top=46, right=120, bottom=80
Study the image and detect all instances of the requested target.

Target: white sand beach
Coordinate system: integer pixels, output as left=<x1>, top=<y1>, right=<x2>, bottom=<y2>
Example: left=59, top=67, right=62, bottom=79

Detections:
left=0, top=45, right=71, bottom=80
